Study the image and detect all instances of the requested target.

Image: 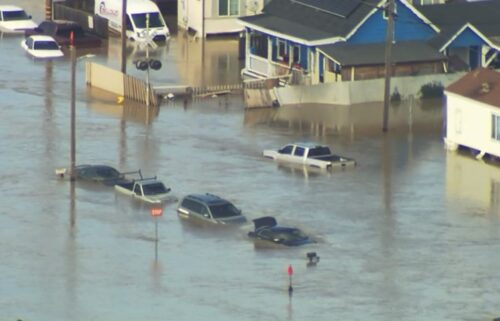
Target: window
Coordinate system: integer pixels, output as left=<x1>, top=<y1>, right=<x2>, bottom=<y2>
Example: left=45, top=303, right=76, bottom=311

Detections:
left=491, top=114, right=500, bottom=141
left=292, top=45, right=300, bottom=64
left=219, top=0, right=239, bottom=16
left=143, top=183, right=169, bottom=195
left=250, top=32, right=268, bottom=58
left=2, top=10, right=29, bottom=21
left=199, top=205, right=210, bottom=217
left=277, top=39, right=288, bottom=62
left=34, top=41, right=59, bottom=50
left=209, top=203, right=240, bottom=218
left=182, top=199, right=201, bottom=212
left=134, top=184, right=142, bottom=195
left=307, top=146, right=332, bottom=158
left=294, top=146, right=305, bottom=156
left=279, top=145, right=293, bottom=154
left=131, top=12, right=165, bottom=28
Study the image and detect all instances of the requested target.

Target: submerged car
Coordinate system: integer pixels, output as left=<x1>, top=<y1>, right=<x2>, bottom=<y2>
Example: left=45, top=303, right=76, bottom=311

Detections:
left=71, top=165, right=141, bottom=186
left=25, top=20, right=102, bottom=48
left=21, top=35, right=64, bottom=59
left=263, top=142, right=356, bottom=169
left=0, top=5, right=37, bottom=33
left=114, top=177, right=171, bottom=204
left=177, top=193, right=247, bottom=225
left=248, top=216, right=313, bottom=246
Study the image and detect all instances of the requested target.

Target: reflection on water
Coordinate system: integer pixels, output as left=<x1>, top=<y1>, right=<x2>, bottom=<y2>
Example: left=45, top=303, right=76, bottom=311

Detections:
left=86, top=86, right=160, bottom=124
left=244, top=98, right=442, bottom=138
left=174, top=31, right=243, bottom=87
left=446, top=150, right=500, bottom=213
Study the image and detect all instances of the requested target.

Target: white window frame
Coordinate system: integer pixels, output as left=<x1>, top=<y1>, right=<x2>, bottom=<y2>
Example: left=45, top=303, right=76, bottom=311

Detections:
left=218, top=0, right=240, bottom=16
left=277, top=39, right=288, bottom=61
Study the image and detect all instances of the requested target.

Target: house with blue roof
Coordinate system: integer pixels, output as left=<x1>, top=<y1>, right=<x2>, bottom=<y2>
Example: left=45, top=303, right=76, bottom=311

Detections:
left=238, top=0, right=500, bottom=87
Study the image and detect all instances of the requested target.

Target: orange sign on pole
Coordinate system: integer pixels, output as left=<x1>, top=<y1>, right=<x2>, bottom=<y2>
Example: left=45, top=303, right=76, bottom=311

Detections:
left=150, top=208, right=163, bottom=217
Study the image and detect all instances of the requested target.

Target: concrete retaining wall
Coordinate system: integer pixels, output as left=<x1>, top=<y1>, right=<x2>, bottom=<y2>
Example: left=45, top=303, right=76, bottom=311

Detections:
left=275, top=72, right=466, bottom=106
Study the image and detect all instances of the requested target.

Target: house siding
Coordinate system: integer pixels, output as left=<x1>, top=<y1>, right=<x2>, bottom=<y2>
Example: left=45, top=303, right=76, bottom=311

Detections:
left=447, top=27, right=488, bottom=48
left=445, top=92, right=500, bottom=157
left=347, top=0, right=436, bottom=44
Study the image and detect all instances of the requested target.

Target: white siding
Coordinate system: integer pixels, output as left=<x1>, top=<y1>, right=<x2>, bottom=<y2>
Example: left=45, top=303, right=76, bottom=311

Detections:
left=445, top=92, right=500, bottom=157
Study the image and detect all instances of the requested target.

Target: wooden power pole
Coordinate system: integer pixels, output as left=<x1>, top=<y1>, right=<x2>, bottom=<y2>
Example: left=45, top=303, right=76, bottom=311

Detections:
left=382, top=0, right=395, bottom=132
left=121, top=0, right=128, bottom=74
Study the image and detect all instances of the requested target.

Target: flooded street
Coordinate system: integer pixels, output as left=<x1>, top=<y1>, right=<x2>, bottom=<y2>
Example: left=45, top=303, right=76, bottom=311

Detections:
left=2, top=4, right=500, bottom=321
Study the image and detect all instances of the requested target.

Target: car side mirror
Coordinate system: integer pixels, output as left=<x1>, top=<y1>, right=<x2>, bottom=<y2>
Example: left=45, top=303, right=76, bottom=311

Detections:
left=273, top=238, right=284, bottom=243
left=203, top=213, right=210, bottom=218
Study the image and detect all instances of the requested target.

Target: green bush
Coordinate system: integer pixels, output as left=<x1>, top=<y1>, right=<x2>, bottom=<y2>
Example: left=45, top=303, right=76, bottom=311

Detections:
left=420, top=82, right=444, bottom=98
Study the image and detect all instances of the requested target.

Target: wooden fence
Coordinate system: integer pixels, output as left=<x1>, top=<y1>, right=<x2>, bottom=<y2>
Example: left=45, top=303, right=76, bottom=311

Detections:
left=124, top=75, right=159, bottom=107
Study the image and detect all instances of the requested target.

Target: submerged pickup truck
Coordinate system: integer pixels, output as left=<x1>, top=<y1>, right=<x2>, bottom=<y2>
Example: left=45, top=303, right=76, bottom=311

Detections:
left=263, top=142, right=356, bottom=169
left=114, top=177, right=171, bottom=204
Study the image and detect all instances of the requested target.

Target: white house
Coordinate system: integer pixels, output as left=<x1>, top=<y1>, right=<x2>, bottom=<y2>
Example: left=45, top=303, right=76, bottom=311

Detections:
left=444, top=68, right=500, bottom=159
left=177, top=0, right=264, bottom=37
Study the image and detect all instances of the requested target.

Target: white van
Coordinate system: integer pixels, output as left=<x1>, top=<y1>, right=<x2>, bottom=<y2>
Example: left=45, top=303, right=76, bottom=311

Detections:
left=0, top=5, right=37, bottom=33
left=95, top=0, right=170, bottom=42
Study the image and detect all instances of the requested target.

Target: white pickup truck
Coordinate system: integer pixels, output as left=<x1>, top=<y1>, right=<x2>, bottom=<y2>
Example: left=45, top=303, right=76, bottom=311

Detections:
left=114, top=177, right=171, bottom=204
left=263, top=142, right=356, bottom=169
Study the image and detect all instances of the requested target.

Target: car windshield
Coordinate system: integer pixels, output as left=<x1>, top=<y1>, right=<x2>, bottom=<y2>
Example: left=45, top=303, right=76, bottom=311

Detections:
left=34, top=41, right=59, bottom=50
left=3, top=10, right=30, bottom=21
left=142, top=182, right=168, bottom=195
left=95, top=167, right=121, bottom=179
left=307, top=146, right=331, bottom=157
left=131, top=12, right=165, bottom=28
left=209, top=203, right=241, bottom=218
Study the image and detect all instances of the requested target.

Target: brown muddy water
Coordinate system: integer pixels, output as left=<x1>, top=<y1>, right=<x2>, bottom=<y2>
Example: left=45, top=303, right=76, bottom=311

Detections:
left=2, top=3, right=500, bottom=321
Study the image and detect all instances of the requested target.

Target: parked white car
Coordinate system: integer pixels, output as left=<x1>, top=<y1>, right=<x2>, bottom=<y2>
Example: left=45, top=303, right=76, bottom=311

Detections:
left=21, top=35, right=64, bottom=59
left=263, top=142, right=356, bottom=169
left=0, top=5, right=37, bottom=33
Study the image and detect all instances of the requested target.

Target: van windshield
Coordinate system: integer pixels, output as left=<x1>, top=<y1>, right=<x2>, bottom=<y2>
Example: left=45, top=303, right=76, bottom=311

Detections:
left=131, top=12, right=165, bottom=28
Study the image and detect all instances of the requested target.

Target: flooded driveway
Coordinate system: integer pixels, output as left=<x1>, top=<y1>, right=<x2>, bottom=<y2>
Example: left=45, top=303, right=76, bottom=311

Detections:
left=2, top=4, right=500, bottom=321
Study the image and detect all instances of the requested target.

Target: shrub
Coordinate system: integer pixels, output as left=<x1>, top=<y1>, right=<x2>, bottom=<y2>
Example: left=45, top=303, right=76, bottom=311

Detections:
left=420, top=82, right=444, bottom=98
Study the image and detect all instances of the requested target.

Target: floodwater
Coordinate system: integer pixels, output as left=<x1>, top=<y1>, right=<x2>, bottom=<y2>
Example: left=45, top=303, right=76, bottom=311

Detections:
left=2, top=4, right=500, bottom=321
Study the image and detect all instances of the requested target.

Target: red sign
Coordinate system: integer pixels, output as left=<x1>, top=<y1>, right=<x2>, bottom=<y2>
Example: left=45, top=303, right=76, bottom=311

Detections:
left=287, top=264, right=294, bottom=276
left=150, top=208, right=163, bottom=217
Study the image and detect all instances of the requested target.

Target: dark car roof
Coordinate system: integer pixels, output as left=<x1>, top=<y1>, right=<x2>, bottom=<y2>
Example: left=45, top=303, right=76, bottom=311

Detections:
left=184, top=193, right=231, bottom=205
left=45, top=20, right=80, bottom=26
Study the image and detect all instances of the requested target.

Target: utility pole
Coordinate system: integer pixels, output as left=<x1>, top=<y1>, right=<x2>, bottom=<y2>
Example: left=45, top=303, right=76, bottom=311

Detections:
left=121, top=0, right=127, bottom=74
left=382, top=0, right=395, bottom=132
left=146, top=13, right=150, bottom=107
left=70, top=33, right=76, bottom=181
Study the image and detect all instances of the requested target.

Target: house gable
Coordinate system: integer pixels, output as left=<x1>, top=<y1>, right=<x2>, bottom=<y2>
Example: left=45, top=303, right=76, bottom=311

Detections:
left=347, top=0, right=437, bottom=44
left=443, top=23, right=499, bottom=50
